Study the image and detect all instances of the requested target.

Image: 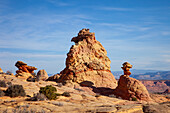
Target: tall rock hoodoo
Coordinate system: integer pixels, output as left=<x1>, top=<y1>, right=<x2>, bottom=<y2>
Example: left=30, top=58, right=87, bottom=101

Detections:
left=58, top=29, right=117, bottom=89
left=113, top=62, right=152, bottom=101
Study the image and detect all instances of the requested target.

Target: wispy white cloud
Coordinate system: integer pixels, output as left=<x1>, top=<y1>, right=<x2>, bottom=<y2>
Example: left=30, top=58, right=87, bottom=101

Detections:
left=46, top=0, right=71, bottom=6
left=0, top=12, right=94, bottom=52
left=162, top=31, right=170, bottom=36
left=0, top=52, right=65, bottom=58
left=96, top=7, right=133, bottom=11
left=0, top=52, right=66, bottom=74
left=97, top=22, right=152, bottom=32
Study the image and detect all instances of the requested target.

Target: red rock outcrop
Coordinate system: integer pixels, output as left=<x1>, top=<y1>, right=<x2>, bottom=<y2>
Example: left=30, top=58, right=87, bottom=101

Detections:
left=57, top=28, right=117, bottom=89
left=15, top=61, right=37, bottom=78
left=114, top=75, right=152, bottom=101
left=113, top=62, right=152, bottom=101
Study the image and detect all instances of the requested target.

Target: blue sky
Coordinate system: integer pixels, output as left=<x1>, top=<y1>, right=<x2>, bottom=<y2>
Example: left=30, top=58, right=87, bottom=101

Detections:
left=0, top=0, right=170, bottom=74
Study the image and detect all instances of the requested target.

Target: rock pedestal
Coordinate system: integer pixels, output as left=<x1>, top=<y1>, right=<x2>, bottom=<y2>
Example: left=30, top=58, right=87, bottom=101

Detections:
left=36, top=69, right=48, bottom=81
left=113, top=75, right=152, bottom=101
left=57, top=29, right=117, bottom=89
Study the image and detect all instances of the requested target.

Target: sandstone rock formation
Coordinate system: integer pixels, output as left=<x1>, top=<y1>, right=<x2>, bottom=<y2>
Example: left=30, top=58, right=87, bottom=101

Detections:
left=57, top=28, right=117, bottom=89
left=0, top=67, right=3, bottom=73
left=0, top=73, right=148, bottom=113
left=36, top=69, right=48, bottom=81
left=121, top=62, right=132, bottom=77
left=47, top=74, right=61, bottom=81
left=16, top=72, right=33, bottom=78
left=114, top=62, right=152, bottom=101
left=114, top=75, right=152, bottom=101
left=143, top=102, right=170, bottom=113
left=15, top=61, right=37, bottom=78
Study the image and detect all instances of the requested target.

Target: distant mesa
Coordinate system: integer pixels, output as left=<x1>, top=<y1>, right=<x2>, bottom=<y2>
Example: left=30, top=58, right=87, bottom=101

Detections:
left=141, top=80, right=170, bottom=93
left=113, top=62, right=152, bottom=101
left=15, top=61, right=37, bottom=78
left=49, top=28, right=117, bottom=89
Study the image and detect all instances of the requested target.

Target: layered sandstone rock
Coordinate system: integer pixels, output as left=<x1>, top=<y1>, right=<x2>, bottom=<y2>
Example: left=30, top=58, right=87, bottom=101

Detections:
left=47, top=74, right=60, bottom=81
left=36, top=69, right=48, bottom=81
left=15, top=61, right=37, bottom=78
left=121, top=62, right=132, bottom=76
left=114, top=75, right=152, bottom=101
left=113, top=62, right=152, bottom=101
left=57, top=29, right=117, bottom=88
left=16, top=72, right=33, bottom=78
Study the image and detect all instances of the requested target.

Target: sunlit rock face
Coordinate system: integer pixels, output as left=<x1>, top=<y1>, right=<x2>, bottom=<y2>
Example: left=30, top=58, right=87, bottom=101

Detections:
left=113, top=62, right=152, bottom=102
left=15, top=61, right=37, bottom=78
left=58, top=28, right=117, bottom=89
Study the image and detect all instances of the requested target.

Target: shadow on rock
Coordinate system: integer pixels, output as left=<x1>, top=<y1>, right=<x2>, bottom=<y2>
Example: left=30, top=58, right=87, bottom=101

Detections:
left=80, top=81, right=114, bottom=96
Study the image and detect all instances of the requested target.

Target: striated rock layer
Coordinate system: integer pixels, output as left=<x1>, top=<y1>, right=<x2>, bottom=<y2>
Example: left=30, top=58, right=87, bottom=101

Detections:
left=58, top=29, right=117, bottom=89
left=114, top=75, right=152, bottom=101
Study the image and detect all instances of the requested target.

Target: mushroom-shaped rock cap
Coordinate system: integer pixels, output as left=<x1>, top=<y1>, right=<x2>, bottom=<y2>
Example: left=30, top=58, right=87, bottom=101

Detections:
left=122, top=62, right=132, bottom=68
left=15, top=61, right=27, bottom=67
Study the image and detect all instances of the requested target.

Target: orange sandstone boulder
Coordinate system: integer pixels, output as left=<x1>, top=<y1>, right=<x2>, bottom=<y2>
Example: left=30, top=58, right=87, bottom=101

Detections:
left=36, top=69, right=48, bottom=81
left=15, top=61, right=37, bottom=74
left=113, top=75, right=152, bottom=101
left=57, top=29, right=117, bottom=89
left=15, top=61, right=37, bottom=78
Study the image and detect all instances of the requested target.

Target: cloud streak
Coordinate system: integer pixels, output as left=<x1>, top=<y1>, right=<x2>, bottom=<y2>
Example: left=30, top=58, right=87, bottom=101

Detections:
left=46, top=0, right=71, bottom=6
left=95, top=6, right=133, bottom=11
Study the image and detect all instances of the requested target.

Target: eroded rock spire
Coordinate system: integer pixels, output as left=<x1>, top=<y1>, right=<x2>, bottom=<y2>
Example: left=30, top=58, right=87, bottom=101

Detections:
left=55, top=28, right=117, bottom=88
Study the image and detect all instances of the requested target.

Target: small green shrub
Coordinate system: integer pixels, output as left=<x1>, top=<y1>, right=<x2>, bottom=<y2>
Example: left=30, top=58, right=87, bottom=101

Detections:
left=0, top=89, right=5, bottom=97
left=39, top=85, right=57, bottom=100
left=132, top=97, right=137, bottom=101
left=6, top=84, right=26, bottom=97
left=0, top=80, right=7, bottom=87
